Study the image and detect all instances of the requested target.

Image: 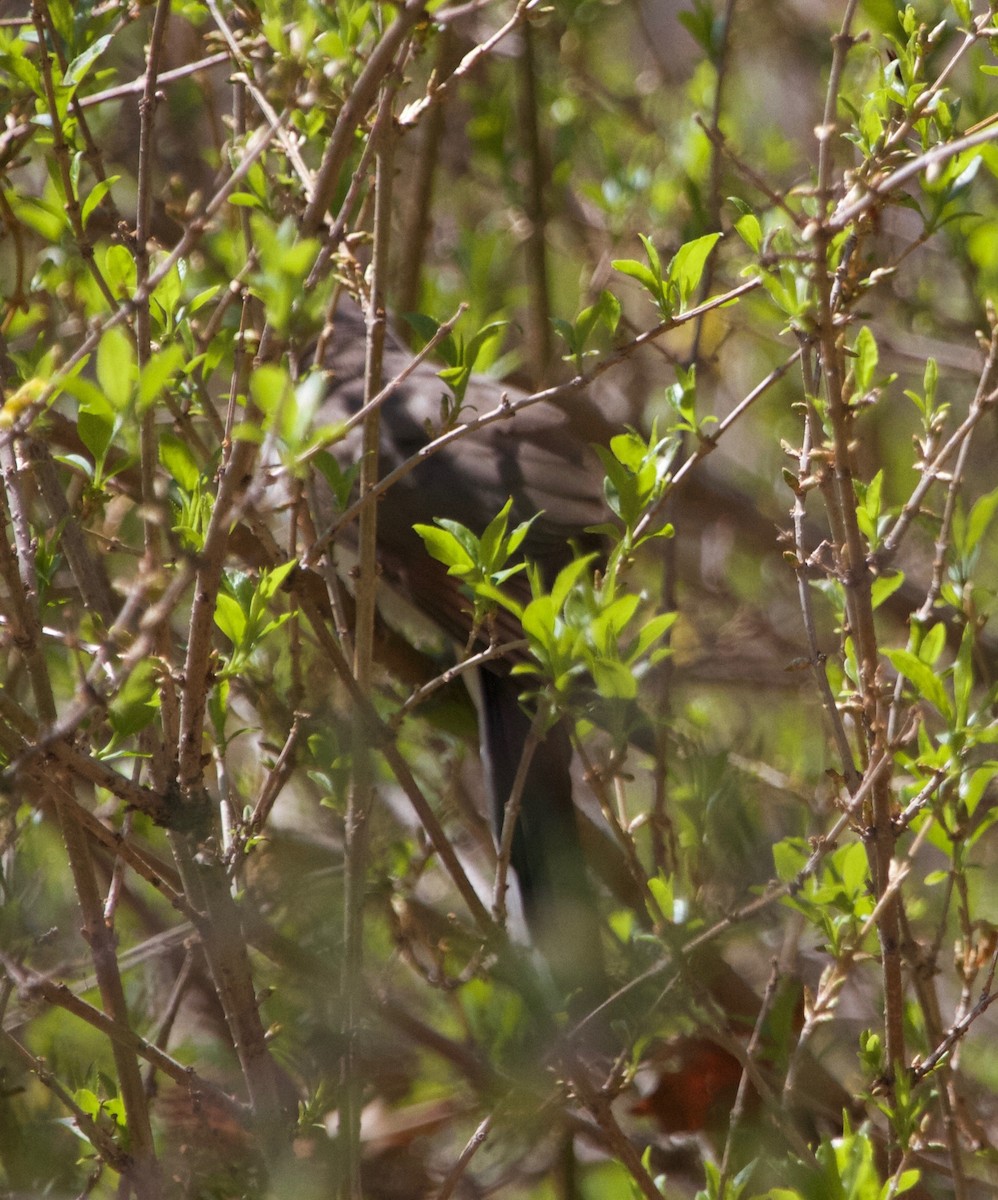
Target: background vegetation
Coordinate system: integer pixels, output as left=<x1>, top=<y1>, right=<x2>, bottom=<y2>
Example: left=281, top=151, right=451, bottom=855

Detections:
left=3, top=0, right=998, bottom=1197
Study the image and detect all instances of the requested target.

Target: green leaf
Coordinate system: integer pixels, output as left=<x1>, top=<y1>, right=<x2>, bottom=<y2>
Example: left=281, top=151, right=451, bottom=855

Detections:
left=961, top=765, right=994, bottom=819
left=214, top=592, right=247, bottom=645
left=465, top=321, right=507, bottom=372
left=158, top=431, right=201, bottom=491
left=257, top=560, right=297, bottom=600
left=506, top=517, right=535, bottom=558
left=953, top=623, right=974, bottom=728
left=108, top=659, right=160, bottom=738
left=81, top=174, right=119, bottom=228
left=250, top=362, right=293, bottom=418
left=521, top=592, right=557, bottom=646
left=638, top=232, right=662, bottom=278
left=870, top=572, right=905, bottom=610
left=413, top=524, right=476, bottom=575
left=228, top=192, right=264, bottom=208
left=885, top=648, right=951, bottom=721
left=138, top=344, right=184, bottom=412
left=103, top=244, right=137, bottom=296
left=883, top=1168, right=920, bottom=1198
left=578, top=291, right=619, bottom=340
left=853, top=326, right=878, bottom=394
left=608, top=430, right=650, bottom=474
left=632, top=611, right=677, bottom=658
left=964, top=486, right=998, bottom=556
left=188, top=284, right=222, bottom=315
left=773, top=836, right=808, bottom=883
left=611, top=257, right=661, bottom=294
left=431, top=518, right=479, bottom=560
left=734, top=212, right=762, bottom=252
left=404, top=312, right=442, bottom=348
left=96, top=325, right=136, bottom=411
left=670, top=232, right=721, bottom=308
left=550, top=554, right=596, bottom=611
left=77, top=395, right=115, bottom=464
left=478, top=498, right=513, bottom=566
left=647, top=873, right=673, bottom=921
left=916, top=621, right=946, bottom=666
left=592, top=658, right=637, bottom=699
left=63, top=34, right=112, bottom=89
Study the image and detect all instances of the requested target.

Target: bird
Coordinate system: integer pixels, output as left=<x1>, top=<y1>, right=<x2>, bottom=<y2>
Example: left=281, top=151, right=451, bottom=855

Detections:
left=307, top=301, right=618, bottom=1008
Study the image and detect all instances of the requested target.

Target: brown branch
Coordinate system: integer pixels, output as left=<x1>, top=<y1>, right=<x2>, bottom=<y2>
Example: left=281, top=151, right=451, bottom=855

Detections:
left=301, top=0, right=430, bottom=236
left=0, top=953, right=240, bottom=1105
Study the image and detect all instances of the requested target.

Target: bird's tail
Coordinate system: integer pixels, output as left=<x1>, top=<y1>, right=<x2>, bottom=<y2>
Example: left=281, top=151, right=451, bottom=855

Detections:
left=478, top=669, right=608, bottom=1015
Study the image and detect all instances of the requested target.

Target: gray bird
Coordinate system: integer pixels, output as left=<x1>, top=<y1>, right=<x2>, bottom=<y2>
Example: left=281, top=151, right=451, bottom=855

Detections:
left=309, top=302, right=616, bottom=1005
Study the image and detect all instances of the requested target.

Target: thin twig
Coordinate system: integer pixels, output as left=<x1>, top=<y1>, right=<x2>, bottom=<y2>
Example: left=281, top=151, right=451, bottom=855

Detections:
left=79, top=52, right=232, bottom=109
left=398, top=0, right=538, bottom=130
left=434, top=1114, right=494, bottom=1200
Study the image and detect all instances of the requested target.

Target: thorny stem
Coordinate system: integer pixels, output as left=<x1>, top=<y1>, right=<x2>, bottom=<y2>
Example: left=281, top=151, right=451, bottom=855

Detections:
left=810, top=8, right=906, bottom=1143
left=341, top=76, right=399, bottom=1199
left=435, top=1115, right=494, bottom=1200
left=815, top=238, right=906, bottom=1145
left=0, top=953, right=241, bottom=1107
left=816, top=0, right=860, bottom=202
left=302, top=0, right=429, bottom=235
left=299, top=593, right=493, bottom=934
left=135, top=0, right=178, bottom=806
left=491, top=711, right=543, bottom=925
left=0, top=440, right=160, bottom=1196
left=577, top=750, right=896, bottom=1037
left=517, top=21, right=553, bottom=379
left=30, top=2, right=117, bottom=311
left=793, top=344, right=861, bottom=787
left=397, top=0, right=538, bottom=129
left=0, top=1027, right=131, bottom=1172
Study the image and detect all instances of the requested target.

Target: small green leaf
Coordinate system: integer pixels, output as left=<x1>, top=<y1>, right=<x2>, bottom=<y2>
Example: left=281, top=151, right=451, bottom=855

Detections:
left=478, top=498, right=513, bottom=565
left=853, top=326, right=878, bottom=394
left=964, top=486, right=998, bottom=556
left=638, top=232, right=662, bottom=278
left=885, top=648, right=951, bottom=720
left=550, top=554, right=596, bottom=612
left=77, top=395, right=115, bottom=464
left=773, top=836, right=808, bottom=883
left=670, top=232, right=721, bottom=308
left=159, top=431, right=201, bottom=491
left=81, top=174, right=119, bottom=228
left=734, top=212, right=762, bottom=252
left=870, top=572, right=905, bottom=610
left=214, top=592, right=247, bottom=645
left=632, top=611, right=677, bottom=658
left=413, top=524, right=476, bottom=575
left=611, top=258, right=660, bottom=294
left=228, top=192, right=264, bottom=208
left=138, top=344, right=184, bottom=412
left=250, top=363, right=292, bottom=417
left=916, top=621, right=946, bottom=666
left=96, top=325, right=136, bottom=411
left=647, top=873, right=673, bottom=921
left=592, top=658, right=636, bottom=699
left=64, top=34, right=112, bottom=89
left=108, top=659, right=160, bottom=738
left=521, top=593, right=557, bottom=645
left=103, top=244, right=137, bottom=296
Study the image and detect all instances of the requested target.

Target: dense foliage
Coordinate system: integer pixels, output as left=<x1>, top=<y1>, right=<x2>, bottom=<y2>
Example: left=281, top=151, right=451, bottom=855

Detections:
left=3, top=1, right=998, bottom=1197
